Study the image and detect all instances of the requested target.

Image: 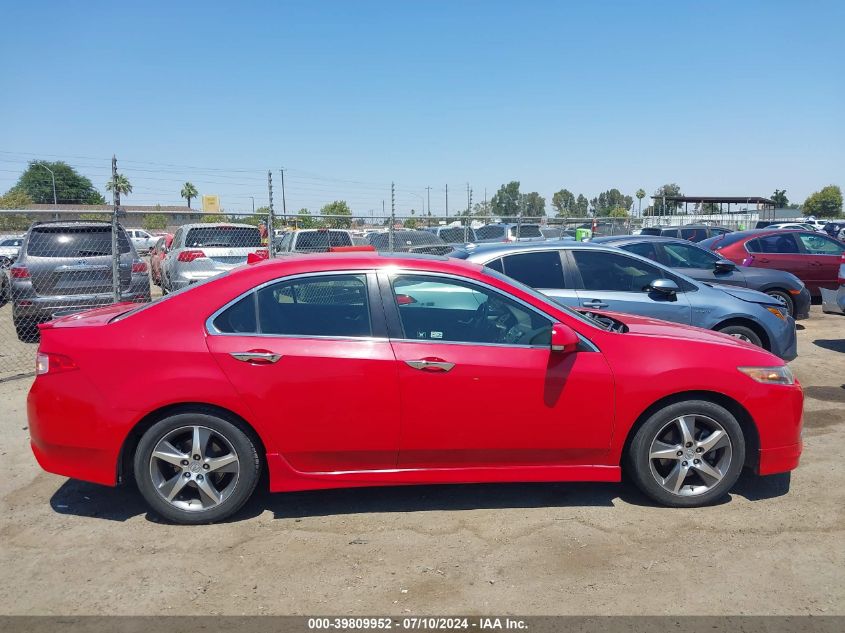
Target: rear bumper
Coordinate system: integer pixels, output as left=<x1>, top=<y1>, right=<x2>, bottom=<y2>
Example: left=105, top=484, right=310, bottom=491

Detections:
left=758, top=441, right=802, bottom=475
left=12, top=287, right=150, bottom=321
left=170, top=267, right=232, bottom=290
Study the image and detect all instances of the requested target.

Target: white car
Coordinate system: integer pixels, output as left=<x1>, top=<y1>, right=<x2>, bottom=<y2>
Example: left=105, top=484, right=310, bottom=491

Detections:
left=766, top=222, right=819, bottom=231
left=0, top=235, right=24, bottom=264
left=126, top=229, right=158, bottom=253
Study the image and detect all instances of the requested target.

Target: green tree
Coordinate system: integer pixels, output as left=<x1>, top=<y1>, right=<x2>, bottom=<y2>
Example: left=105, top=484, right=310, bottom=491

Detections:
left=105, top=173, right=133, bottom=198
left=403, top=217, right=419, bottom=229
left=591, top=189, right=633, bottom=216
left=651, top=183, right=682, bottom=214
left=520, top=191, right=546, bottom=217
left=471, top=200, right=492, bottom=218
left=181, top=182, right=198, bottom=209
left=201, top=213, right=228, bottom=223
left=296, top=208, right=317, bottom=229
left=11, top=160, right=105, bottom=204
left=320, top=200, right=352, bottom=228
left=0, top=189, right=33, bottom=209
left=575, top=194, right=589, bottom=217
left=491, top=181, right=521, bottom=219
left=635, top=188, right=646, bottom=215
left=607, top=207, right=629, bottom=218
left=78, top=212, right=111, bottom=221
left=803, top=185, right=843, bottom=218
left=770, top=189, right=789, bottom=208
left=552, top=189, right=578, bottom=217
left=143, top=214, right=168, bottom=230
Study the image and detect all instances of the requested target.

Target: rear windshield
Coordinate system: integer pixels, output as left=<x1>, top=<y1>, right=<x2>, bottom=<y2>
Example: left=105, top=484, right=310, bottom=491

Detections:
left=510, top=225, right=542, bottom=238
left=438, top=227, right=476, bottom=243
left=699, top=232, right=749, bottom=250
left=368, top=232, right=442, bottom=249
left=184, top=226, right=261, bottom=248
left=476, top=225, right=505, bottom=239
left=1, top=238, right=23, bottom=247
left=296, top=230, right=352, bottom=250
left=26, top=226, right=130, bottom=257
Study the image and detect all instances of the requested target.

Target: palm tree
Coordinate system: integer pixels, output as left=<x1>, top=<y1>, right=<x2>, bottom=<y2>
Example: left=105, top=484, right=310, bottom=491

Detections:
left=635, top=188, right=646, bottom=216
left=181, top=182, right=198, bottom=209
left=105, top=173, right=132, bottom=198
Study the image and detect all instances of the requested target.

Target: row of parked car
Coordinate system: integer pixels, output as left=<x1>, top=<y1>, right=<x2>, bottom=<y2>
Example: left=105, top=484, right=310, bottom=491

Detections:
left=2, top=218, right=844, bottom=346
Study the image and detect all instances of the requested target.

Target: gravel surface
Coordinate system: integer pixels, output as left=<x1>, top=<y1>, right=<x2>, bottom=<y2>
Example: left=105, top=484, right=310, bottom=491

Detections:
left=1, top=306, right=843, bottom=615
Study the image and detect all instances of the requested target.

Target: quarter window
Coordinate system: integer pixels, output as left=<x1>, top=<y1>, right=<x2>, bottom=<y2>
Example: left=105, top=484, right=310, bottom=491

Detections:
left=391, top=275, right=551, bottom=346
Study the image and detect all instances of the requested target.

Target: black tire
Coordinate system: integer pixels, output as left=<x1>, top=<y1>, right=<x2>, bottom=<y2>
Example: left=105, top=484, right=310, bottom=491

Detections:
left=14, top=317, right=39, bottom=343
left=134, top=412, right=261, bottom=524
left=716, top=323, right=763, bottom=348
left=627, top=399, right=745, bottom=507
left=765, top=289, right=794, bottom=318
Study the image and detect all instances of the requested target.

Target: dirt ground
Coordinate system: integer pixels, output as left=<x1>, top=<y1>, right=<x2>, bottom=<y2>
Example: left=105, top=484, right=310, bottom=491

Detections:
left=0, top=306, right=843, bottom=616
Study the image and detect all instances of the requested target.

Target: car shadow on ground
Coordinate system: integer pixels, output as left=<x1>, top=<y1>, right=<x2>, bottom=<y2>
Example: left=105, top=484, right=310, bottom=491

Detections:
left=813, top=338, right=845, bottom=354
left=48, top=469, right=792, bottom=524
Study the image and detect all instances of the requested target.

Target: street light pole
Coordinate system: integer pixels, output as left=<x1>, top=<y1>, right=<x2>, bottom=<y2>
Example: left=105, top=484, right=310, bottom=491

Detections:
left=33, top=161, right=58, bottom=217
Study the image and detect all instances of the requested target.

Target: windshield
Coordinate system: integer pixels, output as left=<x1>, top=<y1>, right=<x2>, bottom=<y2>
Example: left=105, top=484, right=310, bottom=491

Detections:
left=26, top=226, right=131, bottom=257
left=511, top=225, right=542, bottom=238
left=184, top=226, right=261, bottom=248
left=296, top=230, right=352, bottom=251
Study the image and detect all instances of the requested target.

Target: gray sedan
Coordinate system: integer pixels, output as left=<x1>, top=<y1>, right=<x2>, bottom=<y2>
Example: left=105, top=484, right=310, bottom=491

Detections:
left=452, top=241, right=797, bottom=360
left=593, top=235, right=811, bottom=319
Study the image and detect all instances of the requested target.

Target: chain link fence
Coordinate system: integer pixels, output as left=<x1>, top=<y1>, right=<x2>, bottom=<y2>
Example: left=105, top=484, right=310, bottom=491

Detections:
left=0, top=208, right=763, bottom=379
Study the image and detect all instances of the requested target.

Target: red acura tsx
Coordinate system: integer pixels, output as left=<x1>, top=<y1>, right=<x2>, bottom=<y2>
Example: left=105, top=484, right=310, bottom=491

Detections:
left=28, top=253, right=803, bottom=523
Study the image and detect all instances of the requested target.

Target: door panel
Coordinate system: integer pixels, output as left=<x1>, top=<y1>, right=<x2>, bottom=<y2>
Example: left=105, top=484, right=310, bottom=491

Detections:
left=795, top=233, right=844, bottom=293
left=383, top=272, right=615, bottom=469
left=207, top=336, right=399, bottom=471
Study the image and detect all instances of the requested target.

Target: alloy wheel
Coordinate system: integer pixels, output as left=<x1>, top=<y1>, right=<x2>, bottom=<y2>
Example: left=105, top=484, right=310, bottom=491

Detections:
left=149, top=425, right=240, bottom=511
left=648, top=414, right=733, bottom=496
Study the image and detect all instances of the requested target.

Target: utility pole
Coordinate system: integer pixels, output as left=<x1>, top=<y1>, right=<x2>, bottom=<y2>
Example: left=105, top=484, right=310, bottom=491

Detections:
left=466, top=183, right=471, bottom=215
left=267, top=171, right=275, bottom=258
left=110, top=155, right=121, bottom=302
left=280, top=168, right=287, bottom=219
left=425, top=186, right=431, bottom=217
left=445, top=184, right=449, bottom=217
left=389, top=182, right=395, bottom=252
left=249, top=196, right=255, bottom=213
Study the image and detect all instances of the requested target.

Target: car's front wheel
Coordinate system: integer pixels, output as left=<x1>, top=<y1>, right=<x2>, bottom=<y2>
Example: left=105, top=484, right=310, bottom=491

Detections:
left=134, top=412, right=261, bottom=524
left=716, top=323, right=763, bottom=348
left=627, top=400, right=745, bottom=507
left=765, top=289, right=794, bottom=317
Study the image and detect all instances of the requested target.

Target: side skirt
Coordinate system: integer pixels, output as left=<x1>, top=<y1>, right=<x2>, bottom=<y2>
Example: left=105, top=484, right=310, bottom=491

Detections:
left=266, top=453, right=621, bottom=493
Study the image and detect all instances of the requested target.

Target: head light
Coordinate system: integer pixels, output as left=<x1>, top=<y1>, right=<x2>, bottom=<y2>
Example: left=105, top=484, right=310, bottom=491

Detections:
left=737, top=366, right=795, bottom=385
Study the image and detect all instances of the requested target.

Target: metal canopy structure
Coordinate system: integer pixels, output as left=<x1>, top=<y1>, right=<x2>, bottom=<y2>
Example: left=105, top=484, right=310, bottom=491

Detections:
left=650, top=195, right=776, bottom=213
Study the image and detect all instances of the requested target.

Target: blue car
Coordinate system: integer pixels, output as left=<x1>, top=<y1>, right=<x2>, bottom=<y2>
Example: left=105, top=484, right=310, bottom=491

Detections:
left=452, top=241, right=797, bottom=360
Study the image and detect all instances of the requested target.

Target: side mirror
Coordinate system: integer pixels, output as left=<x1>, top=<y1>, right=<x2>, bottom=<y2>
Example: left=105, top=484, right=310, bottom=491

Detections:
left=551, top=322, right=579, bottom=353
left=714, top=259, right=736, bottom=273
left=650, top=278, right=679, bottom=295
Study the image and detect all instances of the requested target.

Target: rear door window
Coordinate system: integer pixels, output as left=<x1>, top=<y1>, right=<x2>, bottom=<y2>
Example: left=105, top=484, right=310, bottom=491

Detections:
left=500, top=251, right=565, bottom=288
left=26, top=227, right=130, bottom=257
left=748, top=234, right=800, bottom=254
left=796, top=233, right=844, bottom=255
left=662, top=242, right=720, bottom=268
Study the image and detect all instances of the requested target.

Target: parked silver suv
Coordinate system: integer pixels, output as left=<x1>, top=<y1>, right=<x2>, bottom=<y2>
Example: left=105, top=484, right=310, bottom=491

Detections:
left=161, top=223, right=264, bottom=292
left=10, top=221, right=151, bottom=341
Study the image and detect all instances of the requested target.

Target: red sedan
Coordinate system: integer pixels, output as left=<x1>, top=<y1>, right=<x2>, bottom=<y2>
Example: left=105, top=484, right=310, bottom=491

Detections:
left=28, top=254, right=803, bottom=523
left=701, top=229, right=845, bottom=297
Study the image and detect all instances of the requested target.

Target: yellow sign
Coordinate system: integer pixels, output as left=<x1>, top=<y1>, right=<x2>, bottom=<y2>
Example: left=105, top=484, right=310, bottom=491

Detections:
left=201, top=195, right=220, bottom=213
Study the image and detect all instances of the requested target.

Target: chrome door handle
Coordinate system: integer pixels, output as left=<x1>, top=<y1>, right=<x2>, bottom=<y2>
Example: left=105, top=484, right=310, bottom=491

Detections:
left=582, top=300, right=609, bottom=309
left=230, top=351, right=282, bottom=364
left=405, top=359, right=455, bottom=372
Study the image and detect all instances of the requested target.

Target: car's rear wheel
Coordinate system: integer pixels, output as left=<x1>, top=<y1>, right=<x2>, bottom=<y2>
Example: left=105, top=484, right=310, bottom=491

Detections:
left=765, top=289, right=794, bottom=317
left=716, top=324, right=763, bottom=348
left=627, top=400, right=745, bottom=507
left=134, top=412, right=261, bottom=524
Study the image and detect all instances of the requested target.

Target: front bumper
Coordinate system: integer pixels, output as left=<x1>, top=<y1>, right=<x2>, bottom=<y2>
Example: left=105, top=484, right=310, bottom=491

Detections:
left=767, top=314, right=798, bottom=361
left=758, top=441, right=803, bottom=475
left=793, top=287, right=812, bottom=320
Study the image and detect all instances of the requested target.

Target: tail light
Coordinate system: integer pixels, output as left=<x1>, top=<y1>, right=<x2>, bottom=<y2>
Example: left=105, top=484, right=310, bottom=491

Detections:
left=177, top=250, right=206, bottom=262
left=36, top=352, right=78, bottom=375
left=131, top=260, right=148, bottom=273
left=10, top=264, right=30, bottom=279
left=254, top=248, right=269, bottom=259
left=395, top=294, right=417, bottom=305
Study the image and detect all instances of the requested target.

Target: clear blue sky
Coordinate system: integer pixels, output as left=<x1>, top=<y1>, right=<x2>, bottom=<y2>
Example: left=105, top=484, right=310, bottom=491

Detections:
left=1, top=0, right=843, bottom=215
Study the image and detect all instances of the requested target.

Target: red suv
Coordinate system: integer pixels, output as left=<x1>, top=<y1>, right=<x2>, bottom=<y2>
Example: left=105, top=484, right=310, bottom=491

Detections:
left=29, top=253, right=803, bottom=523
left=701, top=229, right=845, bottom=297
